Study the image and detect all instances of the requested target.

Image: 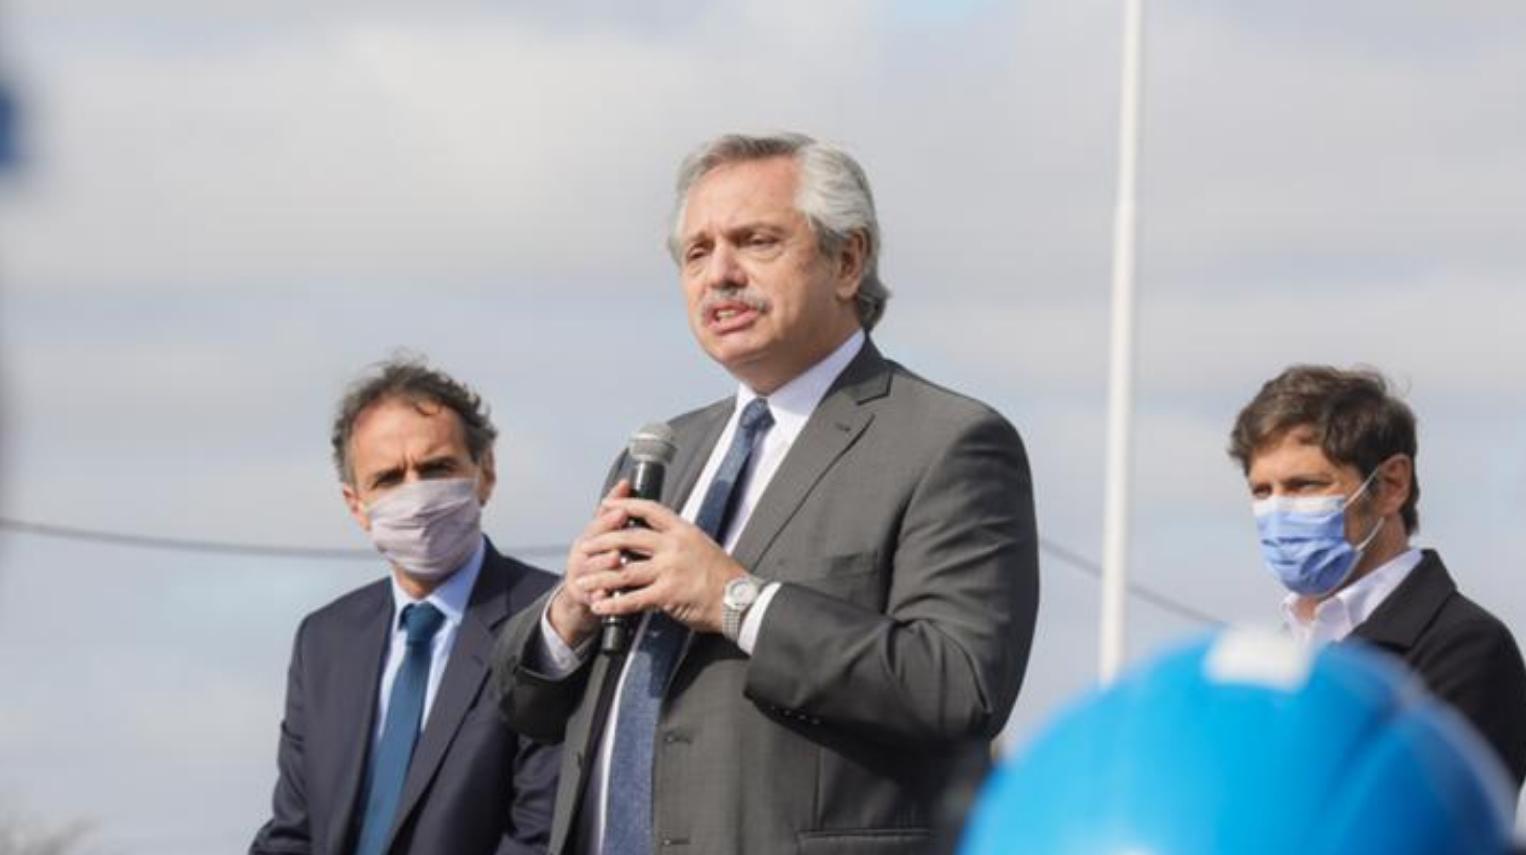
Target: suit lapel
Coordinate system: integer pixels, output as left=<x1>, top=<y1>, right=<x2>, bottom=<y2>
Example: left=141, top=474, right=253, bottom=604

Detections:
left=552, top=651, right=619, bottom=854
left=664, top=400, right=732, bottom=510
left=730, top=341, right=890, bottom=571
left=385, top=551, right=516, bottom=851
left=1350, top=549, right=1455, bottom=651
left=328, top=584, right=392, bottom=855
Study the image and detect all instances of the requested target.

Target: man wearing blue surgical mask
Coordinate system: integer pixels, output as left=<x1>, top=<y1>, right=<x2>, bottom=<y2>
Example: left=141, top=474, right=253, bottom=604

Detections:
left=252, top=357, right=560, bottom=855
left=1229, top=365, right=1526, bottom=793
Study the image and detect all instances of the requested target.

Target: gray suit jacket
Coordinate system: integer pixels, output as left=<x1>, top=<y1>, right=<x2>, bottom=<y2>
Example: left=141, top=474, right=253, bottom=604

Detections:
left=494, top=341, right=1040, bottom=855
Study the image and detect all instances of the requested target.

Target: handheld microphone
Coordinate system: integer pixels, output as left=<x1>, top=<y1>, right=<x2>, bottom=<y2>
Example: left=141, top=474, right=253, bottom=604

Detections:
left=601, top=421, right=677, bottom=655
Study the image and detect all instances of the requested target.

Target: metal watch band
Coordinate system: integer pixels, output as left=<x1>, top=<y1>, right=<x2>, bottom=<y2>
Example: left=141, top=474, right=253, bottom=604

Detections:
left=722, top=575, right=763, bottom=642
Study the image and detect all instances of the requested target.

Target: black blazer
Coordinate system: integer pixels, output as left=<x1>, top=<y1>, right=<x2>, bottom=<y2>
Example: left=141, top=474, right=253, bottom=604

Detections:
left=252, top=540, right=560, bottom=855
left=1349, top=549, right=1526, bottom=791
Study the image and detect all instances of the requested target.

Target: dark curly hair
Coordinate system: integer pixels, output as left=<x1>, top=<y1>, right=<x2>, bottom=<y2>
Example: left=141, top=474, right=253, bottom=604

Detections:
left=331, top=355, right=497, bottom=485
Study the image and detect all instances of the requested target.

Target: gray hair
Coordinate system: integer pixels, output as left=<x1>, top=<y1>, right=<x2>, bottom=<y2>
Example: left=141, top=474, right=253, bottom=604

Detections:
left=331, top=355, right=497, bottom=485
left=668, top=132, right=891, bottom=331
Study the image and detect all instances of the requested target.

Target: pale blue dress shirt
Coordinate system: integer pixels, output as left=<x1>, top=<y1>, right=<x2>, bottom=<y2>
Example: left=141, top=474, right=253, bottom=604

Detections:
left=371, top=536, right=486, bottom=744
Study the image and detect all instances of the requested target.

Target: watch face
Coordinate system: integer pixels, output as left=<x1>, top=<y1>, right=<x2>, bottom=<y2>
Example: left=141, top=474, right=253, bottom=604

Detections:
left=726, top=577, right=759, bottom=608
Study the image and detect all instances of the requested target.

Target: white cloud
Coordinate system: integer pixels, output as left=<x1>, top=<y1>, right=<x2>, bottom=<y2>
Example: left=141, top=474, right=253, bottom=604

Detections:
left=1142, top=4, right=1526, bottom=283
left=3, top=1, right=1523, bottom=301
left=0, top=1, right=899, bottom=291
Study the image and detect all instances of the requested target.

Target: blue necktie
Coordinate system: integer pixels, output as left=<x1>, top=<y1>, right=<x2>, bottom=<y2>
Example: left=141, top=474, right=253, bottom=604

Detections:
left=355, top=602, right=445, bottom=855
left=604, top=398, right=774, bottom=854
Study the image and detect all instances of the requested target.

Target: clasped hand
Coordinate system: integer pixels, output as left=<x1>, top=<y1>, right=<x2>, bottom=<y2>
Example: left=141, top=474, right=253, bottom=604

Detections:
left=547, top=480, right=744, bottom=647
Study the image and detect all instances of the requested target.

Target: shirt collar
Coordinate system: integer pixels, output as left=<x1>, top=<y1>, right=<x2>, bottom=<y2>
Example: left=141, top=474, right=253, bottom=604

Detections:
left=388, top=535, right=485, bottom=632
left=1281, top=546, right=1423, bottom=644
left=734, top=329, right=865, bottom=442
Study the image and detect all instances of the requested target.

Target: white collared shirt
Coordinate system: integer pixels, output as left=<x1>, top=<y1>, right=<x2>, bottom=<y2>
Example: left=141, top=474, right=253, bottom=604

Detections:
left=678, top=327, right=865, bottom=648
left=1281, top=546, right=1423, bottom=648
left=372, top=536, right=485, bottom=743
left=538, top=328, right=866, bottom=855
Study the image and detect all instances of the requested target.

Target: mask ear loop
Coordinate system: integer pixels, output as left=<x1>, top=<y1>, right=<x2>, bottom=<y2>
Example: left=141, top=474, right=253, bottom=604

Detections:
left=1340, top=464, right=1384, bottom=511
left=1344, top=456, right=1398, bottom=551
left=1353, top=515, right=1386, bottom=553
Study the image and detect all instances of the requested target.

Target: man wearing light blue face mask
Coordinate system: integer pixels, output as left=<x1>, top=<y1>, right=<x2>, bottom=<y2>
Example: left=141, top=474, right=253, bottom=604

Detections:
left=252, top=357, right=560, bottom=855
left=1228, top=364, right=1526, bottom=794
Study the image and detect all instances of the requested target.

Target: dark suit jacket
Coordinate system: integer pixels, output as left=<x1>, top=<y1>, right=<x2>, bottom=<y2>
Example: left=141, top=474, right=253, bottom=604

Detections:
left=495, top=341, right=1041, bottom=854
left=252, top=540, right=561, bottom=855
left=1349, top=549, right=1526, bottom=791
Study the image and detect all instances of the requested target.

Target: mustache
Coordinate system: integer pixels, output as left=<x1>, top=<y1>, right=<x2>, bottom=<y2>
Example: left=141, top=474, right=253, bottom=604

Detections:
left=699, top=287, right=771, bottom=315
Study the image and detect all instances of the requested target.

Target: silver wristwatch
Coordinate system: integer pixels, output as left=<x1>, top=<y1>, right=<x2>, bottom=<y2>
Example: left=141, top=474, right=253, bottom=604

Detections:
left=721, top=574, right=766, bottom=643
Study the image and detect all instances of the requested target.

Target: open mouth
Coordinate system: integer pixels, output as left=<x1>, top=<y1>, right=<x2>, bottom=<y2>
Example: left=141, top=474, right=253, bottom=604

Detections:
left=707, top=302, right=761, bottom=333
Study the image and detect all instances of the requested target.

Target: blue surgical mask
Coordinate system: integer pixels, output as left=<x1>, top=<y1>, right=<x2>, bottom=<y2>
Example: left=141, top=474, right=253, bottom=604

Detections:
left=1252, top=469, right=1384, bottom=597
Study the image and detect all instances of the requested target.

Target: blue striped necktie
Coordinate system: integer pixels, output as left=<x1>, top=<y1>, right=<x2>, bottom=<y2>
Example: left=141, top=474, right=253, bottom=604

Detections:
left=354, top=601, right=445, bottom=855
left=603, top=398, right=774, bottom=854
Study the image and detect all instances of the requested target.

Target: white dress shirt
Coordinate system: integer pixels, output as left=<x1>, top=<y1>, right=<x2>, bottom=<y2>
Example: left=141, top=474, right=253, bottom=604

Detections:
left=372, top=537, right=485, bottom=744
left=1281, top=546, right=1423, bottom=648
left=537, top=329, right=866, bottom=854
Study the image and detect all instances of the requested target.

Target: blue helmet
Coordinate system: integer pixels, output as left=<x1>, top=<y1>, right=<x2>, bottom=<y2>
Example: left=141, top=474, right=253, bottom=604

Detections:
left=961, top=628, right=1515, bottom=855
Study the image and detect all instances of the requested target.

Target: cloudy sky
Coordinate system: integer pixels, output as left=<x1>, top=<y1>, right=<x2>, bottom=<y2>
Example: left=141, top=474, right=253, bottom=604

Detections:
left=1, top=1, right=1523, bottom=851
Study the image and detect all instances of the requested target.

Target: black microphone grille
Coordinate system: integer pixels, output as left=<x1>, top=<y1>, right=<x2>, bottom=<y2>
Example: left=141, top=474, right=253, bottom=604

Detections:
left=628, top=422, right=677, bottom=465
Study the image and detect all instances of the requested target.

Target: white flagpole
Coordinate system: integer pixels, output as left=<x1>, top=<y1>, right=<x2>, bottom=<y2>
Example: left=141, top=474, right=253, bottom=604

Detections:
left=1100, top=0, right=1144, bottom=684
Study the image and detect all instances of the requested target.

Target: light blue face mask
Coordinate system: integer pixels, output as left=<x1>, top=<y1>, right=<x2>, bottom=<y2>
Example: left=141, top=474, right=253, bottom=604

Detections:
left=1252, top=468, right=1385, bottom=597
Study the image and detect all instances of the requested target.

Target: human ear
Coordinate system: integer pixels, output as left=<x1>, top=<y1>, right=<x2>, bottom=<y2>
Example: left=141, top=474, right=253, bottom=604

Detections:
left=1373, top=455, right=1412, bottom=517
left=342, top=482, right=371, bottom=532
left=476, top=448, right=497, bottom=505
left=833, top=232, right=869, bottom=301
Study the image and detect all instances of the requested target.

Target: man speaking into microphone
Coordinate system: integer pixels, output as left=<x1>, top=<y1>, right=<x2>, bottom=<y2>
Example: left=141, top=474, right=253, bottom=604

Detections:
left=493, top=132, right=1040, bottom=855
